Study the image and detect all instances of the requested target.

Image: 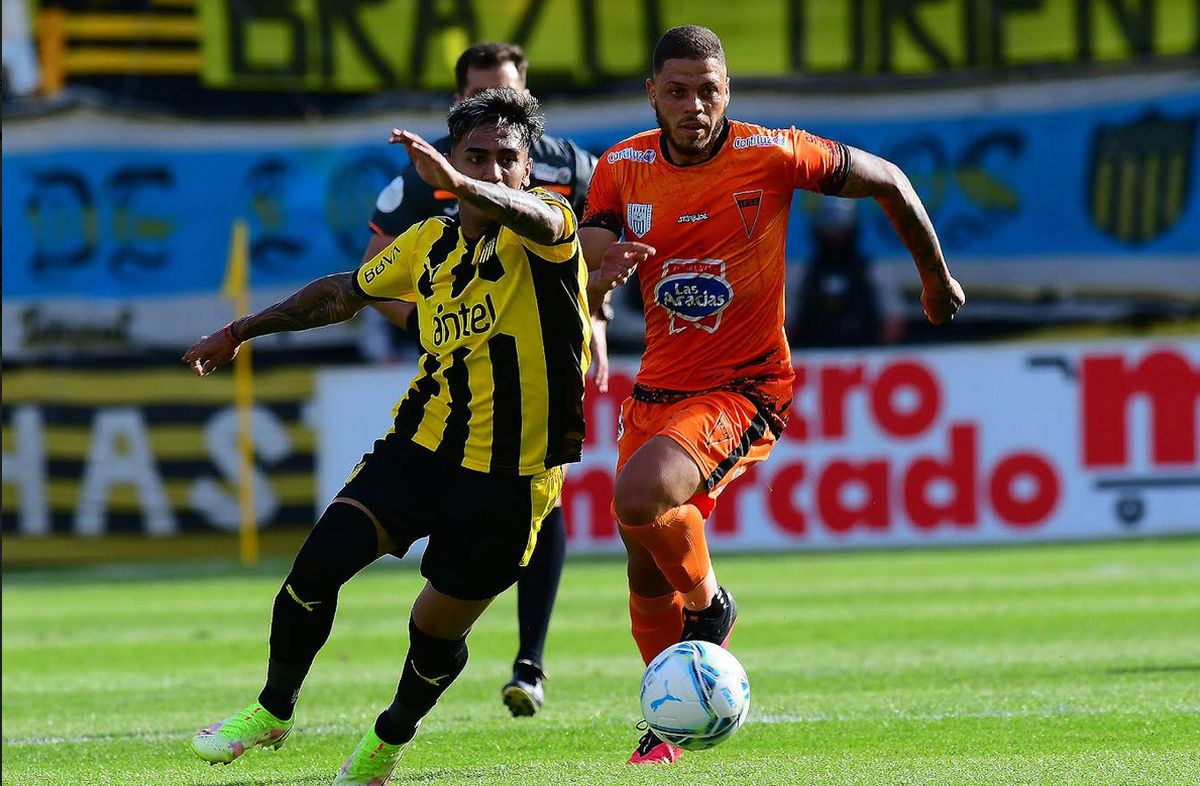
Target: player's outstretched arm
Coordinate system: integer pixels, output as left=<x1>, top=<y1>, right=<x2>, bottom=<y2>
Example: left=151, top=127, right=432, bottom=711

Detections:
left=182, top=272, right=369, bottom=376
left=837, top=147, right=965, bottom=324
left=391, top=129, right=565, bottom=245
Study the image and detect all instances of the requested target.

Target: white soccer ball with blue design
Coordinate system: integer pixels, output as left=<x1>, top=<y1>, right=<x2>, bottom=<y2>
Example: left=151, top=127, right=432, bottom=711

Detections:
left=640, top=640, right=751, bottom=751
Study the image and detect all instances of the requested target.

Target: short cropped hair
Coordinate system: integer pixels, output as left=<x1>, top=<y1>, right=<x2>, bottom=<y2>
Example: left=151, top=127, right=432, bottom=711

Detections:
left=446, top=88, right=545, bottom=151
left=651, top=25, right=726, bottom=74
left=454, top=43, right=529, bottom=92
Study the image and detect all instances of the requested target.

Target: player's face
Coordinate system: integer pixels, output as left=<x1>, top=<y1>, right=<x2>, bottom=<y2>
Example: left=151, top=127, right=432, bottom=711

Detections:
left=451, top=125, right=532, bottom=195
left=647, top=57, right=730, bottom=163
left=455, top=63, right=527, bottom=101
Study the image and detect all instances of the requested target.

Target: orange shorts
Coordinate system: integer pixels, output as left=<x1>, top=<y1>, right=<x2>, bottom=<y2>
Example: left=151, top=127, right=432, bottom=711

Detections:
left=615, top=389, right=778, bottom=519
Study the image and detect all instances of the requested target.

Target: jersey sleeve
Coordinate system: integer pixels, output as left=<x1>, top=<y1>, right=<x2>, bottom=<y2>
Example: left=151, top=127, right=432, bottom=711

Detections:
left=514, top=187, right=579, bottom=263
left=580, top=156, right=622, bottom=235
left=354, top=222, right=420, bottom=300
left=369, top=163, right=439, bottom=236
left=787, top=128, right=852, bottom=195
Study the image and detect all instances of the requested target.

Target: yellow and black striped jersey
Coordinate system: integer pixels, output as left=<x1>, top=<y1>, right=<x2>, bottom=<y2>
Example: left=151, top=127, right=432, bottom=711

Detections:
left=354, top=187, right=591, bottom=475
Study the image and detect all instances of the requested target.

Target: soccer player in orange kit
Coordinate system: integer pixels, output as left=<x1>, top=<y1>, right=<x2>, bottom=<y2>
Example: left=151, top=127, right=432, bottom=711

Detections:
left=579, top=25, right=966, bottom=764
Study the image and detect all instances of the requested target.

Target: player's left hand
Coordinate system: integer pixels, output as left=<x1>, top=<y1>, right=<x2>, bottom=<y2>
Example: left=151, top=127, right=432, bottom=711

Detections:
left=182, top=325, right=240, bottom=376
left=921, top=276, right=966, bottom=325
left=390, top=129, right=459, bottom=193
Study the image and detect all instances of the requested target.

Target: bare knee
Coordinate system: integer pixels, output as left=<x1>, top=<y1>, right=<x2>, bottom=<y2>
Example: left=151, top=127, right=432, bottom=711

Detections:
left=612, top=465, right=666, bottom=525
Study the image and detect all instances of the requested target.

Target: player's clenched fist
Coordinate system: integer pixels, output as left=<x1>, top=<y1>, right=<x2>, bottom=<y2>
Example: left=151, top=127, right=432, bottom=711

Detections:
left=921, top=276, right=966, bottom=325
left=182, top=325, right=240, bottom=376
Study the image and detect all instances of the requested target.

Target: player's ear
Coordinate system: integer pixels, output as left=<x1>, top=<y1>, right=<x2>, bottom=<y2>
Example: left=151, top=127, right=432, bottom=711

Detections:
left=452, top=91, right=464, bottom=104
left=522, top=155, right=532, bottom=188
left=645, top=78, right=656, bottom=109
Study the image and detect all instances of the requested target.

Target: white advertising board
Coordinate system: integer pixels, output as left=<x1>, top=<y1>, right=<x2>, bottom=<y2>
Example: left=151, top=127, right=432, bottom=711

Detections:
left=316, top=339, right=1200, bottom=553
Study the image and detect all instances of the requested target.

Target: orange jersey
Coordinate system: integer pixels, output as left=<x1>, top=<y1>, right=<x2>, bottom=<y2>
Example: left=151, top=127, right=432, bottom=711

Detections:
left=583, top=119, right=849, bottom=419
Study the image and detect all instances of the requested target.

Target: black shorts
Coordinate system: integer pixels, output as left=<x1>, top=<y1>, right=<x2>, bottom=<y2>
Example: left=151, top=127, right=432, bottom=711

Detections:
left=336, top=432, right=563, bottom=600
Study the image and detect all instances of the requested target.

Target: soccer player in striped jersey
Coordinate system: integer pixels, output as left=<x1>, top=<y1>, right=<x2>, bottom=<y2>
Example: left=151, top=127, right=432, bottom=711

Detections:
left=184, top=88, right=605, bottom=785
left=361, top=43, right=604, bottom=717
left=580, top=25, right=965, bottom=764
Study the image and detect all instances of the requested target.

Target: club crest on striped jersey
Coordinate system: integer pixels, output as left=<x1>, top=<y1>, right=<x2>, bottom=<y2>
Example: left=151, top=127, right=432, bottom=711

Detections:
left=627, top=203, right=653, bottom=237
left=654, top=258, right=733, bottom=334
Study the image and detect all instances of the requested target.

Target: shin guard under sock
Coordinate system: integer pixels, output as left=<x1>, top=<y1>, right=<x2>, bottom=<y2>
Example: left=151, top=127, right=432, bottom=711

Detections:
left=618, top=503, right=712, bottom=595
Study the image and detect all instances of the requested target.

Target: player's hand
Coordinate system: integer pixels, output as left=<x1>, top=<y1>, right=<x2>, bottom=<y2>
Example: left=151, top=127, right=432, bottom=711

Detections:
left=182, top=325, right=240, bottom=376
left=390, top=129, right=459, bottom=193
left=594, top=241, right=655, bottom=293
left=921, top=276, right=966, bottom=325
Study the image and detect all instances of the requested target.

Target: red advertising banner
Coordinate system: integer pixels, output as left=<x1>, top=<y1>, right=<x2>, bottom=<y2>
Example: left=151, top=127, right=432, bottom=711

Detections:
left=317, top=339, right=1199, bottom=552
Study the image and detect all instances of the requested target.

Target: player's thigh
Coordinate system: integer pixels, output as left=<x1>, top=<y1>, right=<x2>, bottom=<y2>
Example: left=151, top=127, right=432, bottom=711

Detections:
left=336, top=431, right=436, bottom=557
left=618, top=391, right=777, bottom=520
left=423, top=463, right=564, bottom=601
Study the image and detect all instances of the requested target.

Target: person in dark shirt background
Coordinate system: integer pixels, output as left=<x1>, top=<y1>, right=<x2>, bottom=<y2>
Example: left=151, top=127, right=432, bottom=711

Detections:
left=790, top=197, right=903, bottom=348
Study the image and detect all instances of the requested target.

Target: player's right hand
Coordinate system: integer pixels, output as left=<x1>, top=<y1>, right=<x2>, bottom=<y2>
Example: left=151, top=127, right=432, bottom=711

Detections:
left=921, top=276, right=966, bottom=325
left=594, top=241, right=655, bottom=292
left=182, top=325, right=240, bottom=377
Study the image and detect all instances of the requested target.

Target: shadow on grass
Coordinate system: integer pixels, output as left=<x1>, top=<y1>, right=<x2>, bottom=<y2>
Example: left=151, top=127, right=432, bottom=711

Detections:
left=1108, top=664, right=1200, bottom=675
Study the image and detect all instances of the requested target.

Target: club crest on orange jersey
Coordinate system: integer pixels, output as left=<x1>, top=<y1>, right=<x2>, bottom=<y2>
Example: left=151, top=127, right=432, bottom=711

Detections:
left=627, top=203, right=653, bottom=237
left=733, top=190, right=763, bottom=237
left=654, top=258, right=733, bottom=334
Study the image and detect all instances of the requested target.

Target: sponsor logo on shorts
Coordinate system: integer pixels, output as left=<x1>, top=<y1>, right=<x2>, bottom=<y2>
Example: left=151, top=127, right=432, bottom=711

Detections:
left=677, top=212, right=709, bottom=224
left=607, top=147, right=657, bottom=164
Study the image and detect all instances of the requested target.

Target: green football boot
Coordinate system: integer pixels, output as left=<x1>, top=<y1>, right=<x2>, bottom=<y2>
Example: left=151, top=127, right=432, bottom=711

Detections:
left=332, top=726, right=413, bottom=785
left=191, top=701, right=294, bottom=765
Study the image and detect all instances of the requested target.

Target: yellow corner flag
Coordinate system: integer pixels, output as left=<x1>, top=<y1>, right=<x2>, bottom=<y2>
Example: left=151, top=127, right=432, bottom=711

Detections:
left=225, top=219, right=258, bottom=566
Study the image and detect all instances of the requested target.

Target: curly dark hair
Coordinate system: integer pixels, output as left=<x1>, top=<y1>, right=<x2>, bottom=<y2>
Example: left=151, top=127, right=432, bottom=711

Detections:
left=651, top=25, right=726, bottom=75
left=446, top=87, right=545, bottom=151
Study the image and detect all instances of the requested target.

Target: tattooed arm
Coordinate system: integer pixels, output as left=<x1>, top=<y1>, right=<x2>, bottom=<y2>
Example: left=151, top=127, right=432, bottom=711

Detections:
left=182, top=272, right=368, bottom=376
left=837, top=147, right=965, bottom=324
left=391, top=129, right=564, bottom=245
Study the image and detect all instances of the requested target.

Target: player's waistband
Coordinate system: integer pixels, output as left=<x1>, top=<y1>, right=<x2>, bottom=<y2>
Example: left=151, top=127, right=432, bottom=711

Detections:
left=631, top=382, right=790, bottom=437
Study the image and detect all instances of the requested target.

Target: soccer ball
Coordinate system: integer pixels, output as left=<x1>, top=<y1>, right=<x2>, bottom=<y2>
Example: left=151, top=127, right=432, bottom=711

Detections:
left=640, top=640, right=751, bottom=751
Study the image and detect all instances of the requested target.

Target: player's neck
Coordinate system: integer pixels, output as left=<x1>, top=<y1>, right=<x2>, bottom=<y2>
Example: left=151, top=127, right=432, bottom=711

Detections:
left=458, top=206, right=492, bottom=240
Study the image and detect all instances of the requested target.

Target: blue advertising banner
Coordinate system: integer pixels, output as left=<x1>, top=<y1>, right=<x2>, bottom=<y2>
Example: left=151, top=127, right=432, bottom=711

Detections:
left=3, top=90, right=1197, bottom=302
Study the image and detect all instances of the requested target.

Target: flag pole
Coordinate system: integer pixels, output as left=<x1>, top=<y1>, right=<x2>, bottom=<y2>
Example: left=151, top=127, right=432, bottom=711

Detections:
left=223, top=219, right=258, bottom=566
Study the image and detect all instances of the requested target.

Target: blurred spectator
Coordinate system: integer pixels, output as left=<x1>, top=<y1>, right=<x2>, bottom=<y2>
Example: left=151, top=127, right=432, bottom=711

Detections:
left=3, top=0, right=41, bottom=98
left=789, top=197, right=903, bottom=347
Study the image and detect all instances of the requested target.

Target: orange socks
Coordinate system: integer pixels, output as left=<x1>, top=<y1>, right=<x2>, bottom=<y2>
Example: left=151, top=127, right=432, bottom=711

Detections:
left=618, top=503, right=713, bottom=598
left=629, top=591, right=684, bottom=665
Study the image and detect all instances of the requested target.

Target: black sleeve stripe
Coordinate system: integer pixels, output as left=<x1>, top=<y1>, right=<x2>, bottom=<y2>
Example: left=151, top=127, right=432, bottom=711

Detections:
left=581, top=210, right=622, bottom=235
left=820, top=140, right=853, bottom=195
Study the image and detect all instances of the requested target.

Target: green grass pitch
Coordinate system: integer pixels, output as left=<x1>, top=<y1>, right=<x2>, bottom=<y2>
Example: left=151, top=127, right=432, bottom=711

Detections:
left=4, top=538, right=1198, bottom=785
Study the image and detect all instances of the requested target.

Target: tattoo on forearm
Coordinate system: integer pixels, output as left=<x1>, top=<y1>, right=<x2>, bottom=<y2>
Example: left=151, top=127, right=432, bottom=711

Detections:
left=457, top=181, right=563, bottom=245
left=233, top=273, right=364, bottom=341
